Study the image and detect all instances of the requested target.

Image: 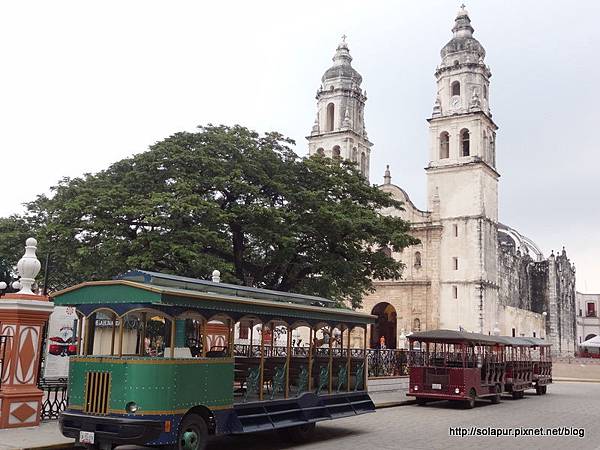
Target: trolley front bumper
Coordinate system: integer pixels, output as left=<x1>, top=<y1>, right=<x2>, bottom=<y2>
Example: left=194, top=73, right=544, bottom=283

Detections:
left=60, top=410, right=163, bottom=446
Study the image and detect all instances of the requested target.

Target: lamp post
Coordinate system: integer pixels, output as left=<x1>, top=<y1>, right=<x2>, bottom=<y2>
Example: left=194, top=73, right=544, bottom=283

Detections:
left=542, top=311, right=548, bottom=339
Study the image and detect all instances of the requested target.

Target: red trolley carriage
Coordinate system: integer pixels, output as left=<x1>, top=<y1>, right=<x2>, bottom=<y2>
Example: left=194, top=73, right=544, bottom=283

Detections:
left=407, top=330, right=506, bottom=408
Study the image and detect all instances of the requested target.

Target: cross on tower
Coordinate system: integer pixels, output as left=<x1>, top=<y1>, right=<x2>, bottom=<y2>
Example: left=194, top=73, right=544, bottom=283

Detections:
left=341, top=34, right=347, bottom=43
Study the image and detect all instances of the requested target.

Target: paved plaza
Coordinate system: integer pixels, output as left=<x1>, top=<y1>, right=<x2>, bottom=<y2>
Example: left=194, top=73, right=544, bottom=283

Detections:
left=135, top=382, right=598, bottom=450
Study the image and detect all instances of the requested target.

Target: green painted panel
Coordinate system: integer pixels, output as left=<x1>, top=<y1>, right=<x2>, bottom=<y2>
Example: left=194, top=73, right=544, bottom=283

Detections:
left=67, top=357, right=233, bottom=413
left=54, top=284, right=161, bottom=306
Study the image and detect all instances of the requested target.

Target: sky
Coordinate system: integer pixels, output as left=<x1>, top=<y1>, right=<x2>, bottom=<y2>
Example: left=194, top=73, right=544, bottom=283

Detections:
left=0, top=0, right=598, bottom=292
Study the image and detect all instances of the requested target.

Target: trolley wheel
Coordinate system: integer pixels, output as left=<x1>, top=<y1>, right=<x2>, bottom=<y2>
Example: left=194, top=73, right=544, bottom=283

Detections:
left=490, top=386, right=501, bottom=404
left=536, top=385, right=543, bottom=395
left=278, top=422, right=316, bottom=444
left=542, top=385, right=548, bottom=395
left=512, top=390, right=522, bottom=400
left=416, top=398, right=428, bottom=406
left=168, top=413, right=208, bottom=450
left=464, top=389, right=476, bottom=409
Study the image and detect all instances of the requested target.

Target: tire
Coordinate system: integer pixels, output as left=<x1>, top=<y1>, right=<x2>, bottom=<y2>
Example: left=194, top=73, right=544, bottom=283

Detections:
left=279, top=423, right=316, bottom=444
left=464, top=389, right=476, bottom=409
left=542, top=385, right=548, bottom=395
left=490, top=385, right=501, bottom=404
left=167, top=413, right=208, bottom=450
left=536, top=386, right=543, bottom=396
left=416, top=398, right=428, bottom=406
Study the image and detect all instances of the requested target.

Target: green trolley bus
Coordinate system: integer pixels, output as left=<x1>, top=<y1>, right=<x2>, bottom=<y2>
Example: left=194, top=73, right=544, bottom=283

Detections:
left=53, top=270, right=375, bottom=449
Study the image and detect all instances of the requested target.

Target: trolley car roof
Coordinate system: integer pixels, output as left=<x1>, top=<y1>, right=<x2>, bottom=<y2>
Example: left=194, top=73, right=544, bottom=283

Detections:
left=51, top=279, right=376, bottom=326
left=409, top=330, right=551, bottom=347
left=408, top=330, right=508, bottom=345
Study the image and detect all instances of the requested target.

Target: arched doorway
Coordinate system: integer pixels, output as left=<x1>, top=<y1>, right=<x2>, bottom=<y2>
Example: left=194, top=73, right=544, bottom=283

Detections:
left=370, top=302, right=397, bottom=349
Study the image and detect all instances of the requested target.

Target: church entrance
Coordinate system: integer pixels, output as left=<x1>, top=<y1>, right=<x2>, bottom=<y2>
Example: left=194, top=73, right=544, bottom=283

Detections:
left=370, top=302, right=397, bottom=349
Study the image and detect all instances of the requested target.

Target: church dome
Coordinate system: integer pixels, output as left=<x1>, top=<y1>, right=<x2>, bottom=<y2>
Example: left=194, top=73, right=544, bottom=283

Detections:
left=322, top=37, right=363, bottom=85
left=440, top=6, right=486, bottom=61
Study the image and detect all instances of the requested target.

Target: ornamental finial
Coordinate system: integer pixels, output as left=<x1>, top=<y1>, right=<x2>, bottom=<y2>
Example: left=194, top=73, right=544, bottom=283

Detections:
left=16, top=238, right=41, bottom=295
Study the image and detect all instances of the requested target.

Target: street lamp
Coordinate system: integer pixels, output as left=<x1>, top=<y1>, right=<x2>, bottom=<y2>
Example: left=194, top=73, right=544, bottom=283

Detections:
left=542, top=311, right=548, bottom=339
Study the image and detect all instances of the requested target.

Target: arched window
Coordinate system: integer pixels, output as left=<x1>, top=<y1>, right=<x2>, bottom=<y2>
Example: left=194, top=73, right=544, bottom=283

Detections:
left=482, top=130, right=488, bottom=161
left=326, top=103, right=335, bottom=131
left=352, top=147, right=358, bottom=162
left=461, top=129, right=470, bottom=156
left=451, top=81, right=460, bottom=96
left=483, top=84, right=488, bottom=99
left=439, top=132, right=450, bottom=159
left=413, top=318, right=421, bottom=332
left=414, top=251, right=422, bottom=268
left=360, top=152, right=366, bottom=176
left=316, top=147, right=325, bottom=156
left=332, top=145, right=341, bottom=160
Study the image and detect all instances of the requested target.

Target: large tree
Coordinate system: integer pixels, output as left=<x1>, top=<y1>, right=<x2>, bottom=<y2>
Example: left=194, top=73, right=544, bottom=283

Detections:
left=0, top=125, right=418, bottom=307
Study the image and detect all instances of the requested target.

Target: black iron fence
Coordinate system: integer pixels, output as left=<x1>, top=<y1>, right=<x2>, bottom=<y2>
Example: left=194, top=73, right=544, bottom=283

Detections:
left=367, top=349, right=408, bottom=377
left=39, top=378, right=68, bottom=420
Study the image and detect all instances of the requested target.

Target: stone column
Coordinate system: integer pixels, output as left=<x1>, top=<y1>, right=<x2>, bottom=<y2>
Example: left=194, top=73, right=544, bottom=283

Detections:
left=0, top=238, right=54, bottom=428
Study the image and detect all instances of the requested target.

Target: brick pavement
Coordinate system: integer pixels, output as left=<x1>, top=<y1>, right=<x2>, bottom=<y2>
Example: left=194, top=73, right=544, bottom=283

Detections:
left=1, top=382, right=597, bottom=449
left=195, top=382, right=600, bottom=450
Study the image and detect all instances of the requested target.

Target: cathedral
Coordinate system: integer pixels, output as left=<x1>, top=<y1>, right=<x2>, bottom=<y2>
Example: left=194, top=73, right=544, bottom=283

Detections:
left=307, top=6, right=577, bottom=355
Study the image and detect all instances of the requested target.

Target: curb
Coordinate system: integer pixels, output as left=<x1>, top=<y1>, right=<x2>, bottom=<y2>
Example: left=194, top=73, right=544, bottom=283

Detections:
left=20, top=443, right=75, bottom=450
left=554, top=377, right=600, bottom=383
left=374, top=399, right=416, bottom=409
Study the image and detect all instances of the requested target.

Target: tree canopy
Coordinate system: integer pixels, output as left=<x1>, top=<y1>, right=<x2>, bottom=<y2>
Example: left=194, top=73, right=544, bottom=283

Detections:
left=0, top=125, right=418, bottom=307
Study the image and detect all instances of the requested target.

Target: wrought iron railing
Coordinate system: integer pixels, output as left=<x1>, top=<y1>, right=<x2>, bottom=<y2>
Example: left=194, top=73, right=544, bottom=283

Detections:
left=367, top=349, right=408, bottom=377
left=38, top=378, right=69, bottom=420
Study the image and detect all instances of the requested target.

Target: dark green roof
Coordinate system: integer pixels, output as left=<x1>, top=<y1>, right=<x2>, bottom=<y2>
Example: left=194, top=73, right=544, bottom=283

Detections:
left=51, top=280, right=375, bottom=326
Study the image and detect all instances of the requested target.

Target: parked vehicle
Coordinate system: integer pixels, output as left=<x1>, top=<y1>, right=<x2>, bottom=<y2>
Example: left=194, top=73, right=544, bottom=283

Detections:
left=53, top=270, right=375, bottom=450
left=408, top=330, right=553, bottom=409
left=407, top=330, right=506, bottom=408
left=526, top=337, right=552, bottom=395
left=502, top=337, right=533, bottom=399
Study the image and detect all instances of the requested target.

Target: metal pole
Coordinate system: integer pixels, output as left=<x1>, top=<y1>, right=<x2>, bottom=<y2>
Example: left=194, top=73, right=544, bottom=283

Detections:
left=170, top=318, right=176, bottom=358
left=110, top=313, right=116, bottom=356
left=285, top=325, right=291, bottom=399
left=328, top=327, right=333, bottom=394
left=249, top=320, right=254, bottom=357
left=118, top=316, right=124, bottom=357
left=347, top=326, right=351, bottom=392
left=363, top=326, right=368, bottom=391
left=308, top=327, right=314, bottom=391
left=259, top=323, right=265, bottom=401
left=201, top=319, right=207, bottom=357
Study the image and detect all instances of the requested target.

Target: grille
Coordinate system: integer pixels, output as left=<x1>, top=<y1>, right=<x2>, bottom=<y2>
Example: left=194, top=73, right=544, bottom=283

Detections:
left=84, top=371, right=111, bottom=415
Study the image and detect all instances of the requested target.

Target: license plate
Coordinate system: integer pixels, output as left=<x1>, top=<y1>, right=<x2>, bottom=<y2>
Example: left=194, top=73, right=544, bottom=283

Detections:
left=432, top=383, right=442, bottom=390
left=79, top=431, right=95, bottom=444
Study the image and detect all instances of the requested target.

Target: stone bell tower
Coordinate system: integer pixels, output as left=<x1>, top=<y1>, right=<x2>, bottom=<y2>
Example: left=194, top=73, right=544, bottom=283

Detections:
left=426, top=6, right=500, bottom=334
left=307, top=36, right=373, bottom=180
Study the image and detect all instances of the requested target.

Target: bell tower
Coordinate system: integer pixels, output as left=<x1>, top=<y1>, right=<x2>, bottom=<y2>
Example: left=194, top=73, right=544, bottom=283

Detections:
left=426, top=6, right=500, bottom=334
left=307, top=36, right=373, bottom=179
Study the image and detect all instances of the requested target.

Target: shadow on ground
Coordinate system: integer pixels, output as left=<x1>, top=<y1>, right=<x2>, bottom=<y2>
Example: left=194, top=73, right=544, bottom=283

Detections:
left=116, top=425, right=366, bottom=450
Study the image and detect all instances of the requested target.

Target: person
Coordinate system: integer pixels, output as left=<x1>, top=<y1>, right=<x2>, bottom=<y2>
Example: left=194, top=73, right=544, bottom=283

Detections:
left=379, top=335, right=386, bottom=350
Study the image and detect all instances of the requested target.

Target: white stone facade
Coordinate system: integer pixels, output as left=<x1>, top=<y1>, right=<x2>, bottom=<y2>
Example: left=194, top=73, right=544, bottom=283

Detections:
left=308, top=7, right=576, bottom=354
left=307, top=37, right=373, bottom=179
left=576, top=292, right=600, bottom=347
